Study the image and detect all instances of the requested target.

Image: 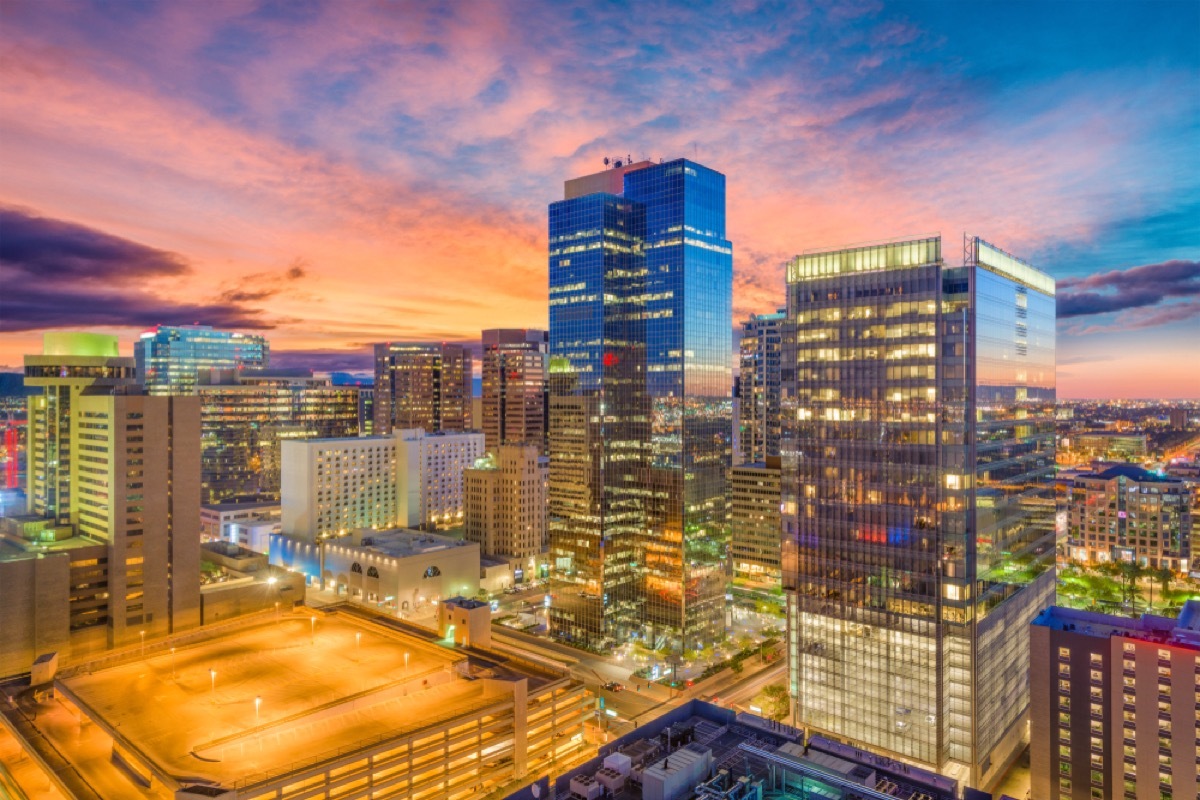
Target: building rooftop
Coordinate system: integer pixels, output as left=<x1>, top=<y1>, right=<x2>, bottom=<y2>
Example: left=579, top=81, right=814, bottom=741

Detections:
left=1076, top=464, right=1178, bottom=483
left=201, top=500, right=282, bottom=514
left=4, top=608, right=568, bottom=798
left=1033, top=601, right=1200, bottom=651
left=336, top=527, right=474, bottom=558
left=519, top=700, right=963, bottom=800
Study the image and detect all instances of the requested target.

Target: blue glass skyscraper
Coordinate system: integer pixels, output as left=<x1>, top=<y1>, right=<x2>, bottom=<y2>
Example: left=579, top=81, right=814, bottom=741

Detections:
left=136, top=324, right=269, bottom=395
left=547, top=159, right=733, bottom=651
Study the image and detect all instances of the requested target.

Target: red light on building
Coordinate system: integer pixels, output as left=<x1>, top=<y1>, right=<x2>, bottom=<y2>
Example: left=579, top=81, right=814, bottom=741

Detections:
left=603, top=352, right=619, bottom=368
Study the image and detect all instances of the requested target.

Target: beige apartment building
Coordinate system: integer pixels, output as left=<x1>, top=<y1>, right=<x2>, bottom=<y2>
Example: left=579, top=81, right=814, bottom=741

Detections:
left=464, top=444, right=548, bottom=577
left=1, top=333, right=201, bottom=678
left=729, top=458, right=783, bottom=589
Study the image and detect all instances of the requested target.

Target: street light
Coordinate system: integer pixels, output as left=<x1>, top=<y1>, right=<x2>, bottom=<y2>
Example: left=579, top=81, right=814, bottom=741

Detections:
left=404, top=652, right=410, bottom=671
left=255, top=695, right=261, bottom=722
left=310, top=616, right=316, bottom=644
left=170, top=647, right=176, bottom=679
left=356, top=632, right=362, bottom=655
left=140, top=630, right=145, bottom=658
left=210, top=669, right=217, bottom=699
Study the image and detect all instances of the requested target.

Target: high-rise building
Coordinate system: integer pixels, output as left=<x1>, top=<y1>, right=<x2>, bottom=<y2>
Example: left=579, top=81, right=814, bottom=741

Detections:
left=547, top=158, right=733, bottom=651
left=135, top=324, right=268, bottom=395
left=738, top=310, right=787, bottom=464
left=464, top=443, right=548, bottom=568
left=481, top=329, right=548, bottom=453
left=1169, top=407, right=1189, bottom=429
left=196, top=369, right=359, bottom=503
left=373, top=343, right=472, bottom=435
left=1065, top=464, right=1192, bottom=573
left=2, top=333, right=200, bottom=676
left=1029, top=603, right=1200, bottom=800
left=24, top=332, right=137, bottom=523
left=729, top=457, right=783, bottom=589
left=281, top=428, right=484, bottom=541
left=357, top=386, right=375, bottom=436
left=783, top=236, right=1057, bottom=788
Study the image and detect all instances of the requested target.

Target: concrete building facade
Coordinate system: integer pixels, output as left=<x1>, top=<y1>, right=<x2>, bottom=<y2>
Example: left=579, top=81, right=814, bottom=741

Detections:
left=481, top=329, right=549, bottom=453
left=729, top=458, right=783, bottom=589
left=373, top=342, right=472, bottom=435
left=465, top=444, right=548, bottom=580
left=271, top=528, right=481, bottom=617
left=1066, top=464, right=1192, bottom=573
left=1030, top=603, right=1200, bottom=800
left=3, top=336, right=201, bottom=677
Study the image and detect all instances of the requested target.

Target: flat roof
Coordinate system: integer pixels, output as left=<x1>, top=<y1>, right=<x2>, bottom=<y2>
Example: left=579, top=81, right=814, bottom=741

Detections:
left=201, top=500, right=281, bottom=513
left=43, top=610, right=557, bottom=795
left=1033, top=602, right=1200, bottom=651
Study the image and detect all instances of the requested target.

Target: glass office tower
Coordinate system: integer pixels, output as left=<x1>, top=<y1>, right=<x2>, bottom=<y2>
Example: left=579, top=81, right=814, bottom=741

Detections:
left=548, top=159, right=733, bottom=652
left=782, top=235, right=1056, bottom=789
left=135, top=325, right=268, bottom=395
left=739, top=309, right=787, bottom=464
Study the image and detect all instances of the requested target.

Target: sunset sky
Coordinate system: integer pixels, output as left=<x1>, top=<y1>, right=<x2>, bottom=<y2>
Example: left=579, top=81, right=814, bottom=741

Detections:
left=1, top=0, right=1197, bottom=398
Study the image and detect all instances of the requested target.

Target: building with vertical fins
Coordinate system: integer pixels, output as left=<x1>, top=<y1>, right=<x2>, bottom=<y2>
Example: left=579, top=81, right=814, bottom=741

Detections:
left=135, top=324, right=268, bottom=395
left=547, top=157, right=733, bottom=652
left=481, top=329, right=548, bottom=453
left=782, top=236, right=1057, bottom=789
left=1, top=333, right=201, bottom=677
left=373, top=342, right=473, bottom=436
left=738, top=310, right=787, bottom=464
left=23, top=332, right=137, bottom=523
left=464, top=443, right=548, bottom=577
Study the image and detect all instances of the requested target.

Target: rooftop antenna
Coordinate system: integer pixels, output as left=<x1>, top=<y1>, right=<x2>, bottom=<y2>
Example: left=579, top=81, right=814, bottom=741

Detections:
left=604, top=157, right=610, bottom=168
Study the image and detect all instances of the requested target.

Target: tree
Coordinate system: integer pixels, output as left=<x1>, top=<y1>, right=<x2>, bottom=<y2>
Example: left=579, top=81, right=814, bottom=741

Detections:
left=1149, top=567, right=1174, bottom=608
left=761, top=685, right=790, bottom=721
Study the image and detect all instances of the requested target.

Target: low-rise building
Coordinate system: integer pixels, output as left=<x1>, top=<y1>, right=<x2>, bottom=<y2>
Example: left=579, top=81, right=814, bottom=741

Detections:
left=199, top=541, right=305, bottom=624
left=271, top=528, right=480, bottom=618
left=1030, top=602, right=1200, bottom=800
left=1066, top=464, right=1192, bottom=573
left=200, top=500, right=282, bottom=551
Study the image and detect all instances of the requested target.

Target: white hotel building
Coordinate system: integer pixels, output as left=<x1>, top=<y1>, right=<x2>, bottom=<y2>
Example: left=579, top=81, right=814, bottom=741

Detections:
left=282, top=428, right=484, bottom=541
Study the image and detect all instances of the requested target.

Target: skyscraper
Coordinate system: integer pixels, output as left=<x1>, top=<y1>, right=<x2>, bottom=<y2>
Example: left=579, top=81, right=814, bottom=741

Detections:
left=2, top=333, right=200, bottom=675
left=548, top=158, right=733, bottom=651
left=782, top=235, right=1056, bottom=788
left=135, top=324, right=268, bottom=395
left=373, top=343, right=473, bottom=435
left=24, top=332, right=137, bottom=523
left=481, top=329, right=548, bottom=453
left=738, top=310, right=787, bottom=464
left=196, top=369, right=359, bottom=502
left=464, top=443, right=548, bottom=568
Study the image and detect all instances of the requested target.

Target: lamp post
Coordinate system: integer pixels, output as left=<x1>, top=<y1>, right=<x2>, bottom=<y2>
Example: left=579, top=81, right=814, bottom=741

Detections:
left=356, top=632, right=362, bottom=656
left=170, top=647, right=176, bottom=680
left=310, top=616, right=316, bottom=645
left=404, top=652, right=410, bottom=671
left=140, top=630, right=145, bottom=658
left=209, top=669, right=217, bottom=700
left=255, top=695, right=261, bottom=722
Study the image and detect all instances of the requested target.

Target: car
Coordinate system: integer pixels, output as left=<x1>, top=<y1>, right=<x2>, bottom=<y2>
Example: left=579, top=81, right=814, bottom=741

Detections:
left=602, top=681, right=625, bottom=692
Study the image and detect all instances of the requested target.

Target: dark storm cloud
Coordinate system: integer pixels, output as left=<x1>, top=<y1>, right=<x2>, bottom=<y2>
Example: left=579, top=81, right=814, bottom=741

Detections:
left=0, top=206, right=292, bottom=332
left=1057, top=259, right=1200, bottom=318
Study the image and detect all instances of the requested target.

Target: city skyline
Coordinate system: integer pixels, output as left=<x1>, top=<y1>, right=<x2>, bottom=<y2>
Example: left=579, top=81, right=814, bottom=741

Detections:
left=1, top=0, right=1198, bottom=401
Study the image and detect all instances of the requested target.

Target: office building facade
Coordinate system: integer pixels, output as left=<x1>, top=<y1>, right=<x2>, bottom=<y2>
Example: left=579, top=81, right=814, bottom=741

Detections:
left=738, top=310, right=787, bottom=464
left=729, top=458, right=783, bottom=589
left=783, top=236, right=1057, bottom=788
left=481, top=329, right=548, bottom=453
left=464, top=443, right=548, bottom=566
left=2, top=333, right=201, bottom=676
left=1029, top=603, right=1200, bottom=800
left=1066, top=464, right=1192, bottom=573
left=135, top=325, right=268, bottom=395
left=24, top=332, right=137, bottom=523
left=197, top=369, right=359, bottom=503
left=373, top=343, right=472, bottom=435
left=547, top=158, right=733, bottom=651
